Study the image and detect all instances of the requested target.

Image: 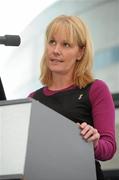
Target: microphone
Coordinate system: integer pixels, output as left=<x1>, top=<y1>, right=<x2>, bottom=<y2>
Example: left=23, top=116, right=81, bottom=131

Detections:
left=0, top=35, right=21, bottom=46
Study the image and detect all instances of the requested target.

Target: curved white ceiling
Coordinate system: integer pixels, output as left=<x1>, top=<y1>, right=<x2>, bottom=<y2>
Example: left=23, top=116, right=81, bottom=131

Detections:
left=0, top=0, right=58, bottom=34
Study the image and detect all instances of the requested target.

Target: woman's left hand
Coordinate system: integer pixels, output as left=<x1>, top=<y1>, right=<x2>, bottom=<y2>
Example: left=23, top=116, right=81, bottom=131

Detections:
left=77, top=122, right=100, bottom=148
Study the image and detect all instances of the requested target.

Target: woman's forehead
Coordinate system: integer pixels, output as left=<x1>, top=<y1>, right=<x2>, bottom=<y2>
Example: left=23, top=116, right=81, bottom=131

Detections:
left=48, top=24, right=77, bottom=44
left=49, top=25, right=68, bottom=36
left=50, top=31, right=69, bottom=40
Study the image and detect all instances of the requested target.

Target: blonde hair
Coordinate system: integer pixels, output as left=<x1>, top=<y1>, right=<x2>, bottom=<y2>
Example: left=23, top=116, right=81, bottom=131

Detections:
left=40, top=15, right=94, bottom=88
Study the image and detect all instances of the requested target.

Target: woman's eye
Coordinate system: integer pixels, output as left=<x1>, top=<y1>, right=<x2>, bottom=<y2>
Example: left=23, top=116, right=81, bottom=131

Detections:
left=49, top=40, right=56, bottom=45
left=63, top=42, right=70, bottom=48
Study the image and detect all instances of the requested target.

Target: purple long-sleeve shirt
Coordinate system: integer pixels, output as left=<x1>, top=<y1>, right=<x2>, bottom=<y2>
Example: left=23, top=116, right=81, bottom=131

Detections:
left=89, top=80, right=116, bottom=161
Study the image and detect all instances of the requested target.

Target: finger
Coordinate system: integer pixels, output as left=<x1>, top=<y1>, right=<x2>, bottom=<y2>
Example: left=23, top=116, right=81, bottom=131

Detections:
left=86, top=129, right=100, bottom=142
left=80, top=124, right=91, bottom=136
left=87, top=132, right=100, bottom=143
left=80, top=122, right=88, bottom=129
left=83, top=128, right=94, bottom=139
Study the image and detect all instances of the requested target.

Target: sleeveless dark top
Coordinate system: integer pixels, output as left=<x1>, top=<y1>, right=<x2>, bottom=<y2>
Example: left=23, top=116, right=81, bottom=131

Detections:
left=30, top=85, right=93, bottom=125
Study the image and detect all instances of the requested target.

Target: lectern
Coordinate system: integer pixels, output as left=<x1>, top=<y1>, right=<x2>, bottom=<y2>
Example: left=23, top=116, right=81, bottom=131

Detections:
left=0, top=98, right=97, bottom=180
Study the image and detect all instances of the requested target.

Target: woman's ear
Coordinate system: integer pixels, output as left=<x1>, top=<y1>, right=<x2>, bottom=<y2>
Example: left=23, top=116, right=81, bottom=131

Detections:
left=77, top=47, right=85, bottom=61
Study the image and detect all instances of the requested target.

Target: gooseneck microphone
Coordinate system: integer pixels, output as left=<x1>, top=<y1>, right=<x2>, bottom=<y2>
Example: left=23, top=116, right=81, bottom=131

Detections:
left=0, top=35, right=21, bottom=46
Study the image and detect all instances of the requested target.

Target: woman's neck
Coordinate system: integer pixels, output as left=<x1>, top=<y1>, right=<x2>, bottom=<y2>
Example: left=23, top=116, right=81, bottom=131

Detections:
left=48, top=74, right=74, bottom=91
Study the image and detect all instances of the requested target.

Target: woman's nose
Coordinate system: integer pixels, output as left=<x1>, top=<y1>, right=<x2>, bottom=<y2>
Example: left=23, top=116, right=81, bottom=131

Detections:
left=53, top=44, right=61, bottom=55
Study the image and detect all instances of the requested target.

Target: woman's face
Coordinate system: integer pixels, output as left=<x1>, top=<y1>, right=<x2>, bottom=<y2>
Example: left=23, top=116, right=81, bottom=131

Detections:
left=46, top=32, right=82, bottom=76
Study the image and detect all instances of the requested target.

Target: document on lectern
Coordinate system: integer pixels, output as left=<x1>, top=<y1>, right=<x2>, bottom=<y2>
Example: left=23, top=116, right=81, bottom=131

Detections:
left=0, top=98, right=97, bottom=180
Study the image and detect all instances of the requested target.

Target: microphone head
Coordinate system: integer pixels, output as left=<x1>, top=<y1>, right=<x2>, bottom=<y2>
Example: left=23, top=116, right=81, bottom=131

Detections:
left=4, top=35, right=21, bottom=46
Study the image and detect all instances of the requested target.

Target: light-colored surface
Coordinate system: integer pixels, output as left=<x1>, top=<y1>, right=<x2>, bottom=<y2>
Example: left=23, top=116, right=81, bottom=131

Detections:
left=0, top=99, right=97, bottom=180
left=24, top=99, right=96, bottom=180
left=0, top=101, right=32, bottom=175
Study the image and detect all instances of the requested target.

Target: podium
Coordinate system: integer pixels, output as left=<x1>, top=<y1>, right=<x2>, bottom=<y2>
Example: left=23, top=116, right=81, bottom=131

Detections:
left=0, top=99, right=97, bottom=180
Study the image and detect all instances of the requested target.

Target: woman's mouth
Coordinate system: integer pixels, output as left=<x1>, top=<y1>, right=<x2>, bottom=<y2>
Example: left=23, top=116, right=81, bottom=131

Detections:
left=50, top=58, right=64, bottom=63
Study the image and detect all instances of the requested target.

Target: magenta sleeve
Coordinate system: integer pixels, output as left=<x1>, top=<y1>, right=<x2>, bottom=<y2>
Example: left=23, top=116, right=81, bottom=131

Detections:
left=89, top=80, right=116, bottom=161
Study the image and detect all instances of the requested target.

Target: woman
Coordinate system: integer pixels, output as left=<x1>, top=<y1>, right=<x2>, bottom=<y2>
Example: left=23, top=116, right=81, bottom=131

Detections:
left=29, top=15, right=116, bottom=180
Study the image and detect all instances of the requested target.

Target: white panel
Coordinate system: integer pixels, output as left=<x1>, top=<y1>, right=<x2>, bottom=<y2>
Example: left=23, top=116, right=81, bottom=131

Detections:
left=0, top=102, right=32, bottom=175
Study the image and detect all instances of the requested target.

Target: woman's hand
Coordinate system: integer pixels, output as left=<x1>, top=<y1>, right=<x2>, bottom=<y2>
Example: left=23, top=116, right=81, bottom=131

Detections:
left=77, top=122, right=100, bottom=148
